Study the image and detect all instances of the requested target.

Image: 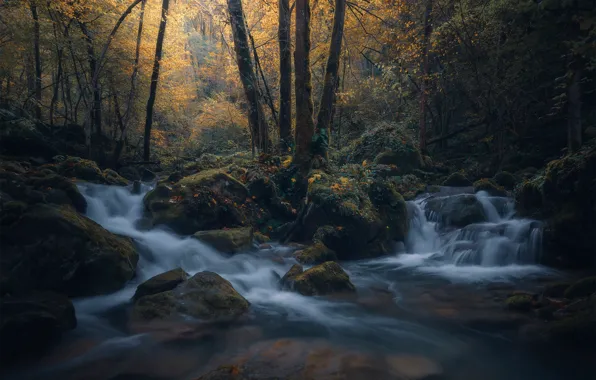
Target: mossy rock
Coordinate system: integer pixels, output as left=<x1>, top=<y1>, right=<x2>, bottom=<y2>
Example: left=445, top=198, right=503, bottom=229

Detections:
left=133, top=268, right=189, bottom=301
left=131, top=271, right=249, bottom=322
left=505, top=294, right=534, bottom=311
left=294, top=242, right=338, bottom=265
left=345, top=122, right=422, bottom=175
left=280, top=264, right=304, bottom=289
left=0, top=292, right=77, bottom=365
left=183, top=153, right=223, bottom=175
left=55, top=156, right=104, bottom=182
left=283, top=262, right=356, bottom=296
left=542, top=282, right=571, bottom=298
left=442, top=172, right=472, bottom=187
left=193, top=227, right=253, bottom=254
left=425, top=194, right=487, bottom=227
left=564, top=277, right=596, bottom=299
left=514, top=179, right=544, bottom=216
left=102, top=168, right=129, bottom=186
left=253, top=232, right=271, bottom=244
left=473, top=178, right=507, bottom=197
left=288, top=171, right=408, bottom=260
left=492, top=171, right=517, bottom=190
left=0, top=204, right=138, bottom=297
left=143, top=169, right=249, bottom=235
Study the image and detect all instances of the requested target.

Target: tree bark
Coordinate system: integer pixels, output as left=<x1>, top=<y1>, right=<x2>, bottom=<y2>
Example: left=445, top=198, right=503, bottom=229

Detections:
left=79, top=22, right=102, bottom=159
left=30, top=0, right=42, bottom=120
left=314, top=0, right=346, bottom=159
left=294, top=0, right=314, bottom=164
left=278, top=0, right=292, bottom=152
left=418, top=0, right=433, bottom=153
left=143, top=0, right=170, bottom=161
left=227, top=0, right=270, bottom=154
left=567, top=64, right=582, bottom=152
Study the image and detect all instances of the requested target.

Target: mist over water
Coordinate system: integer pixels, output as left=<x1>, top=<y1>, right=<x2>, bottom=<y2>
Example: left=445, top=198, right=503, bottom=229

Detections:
left=5, top=183, right=570, bottom=380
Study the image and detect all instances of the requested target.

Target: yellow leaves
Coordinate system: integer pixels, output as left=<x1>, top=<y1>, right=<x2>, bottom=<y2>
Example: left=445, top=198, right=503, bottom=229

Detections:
left=339, top=177, right=349, bottom=185
left=291, top=178, right=297, bottom=183
left=308, top=174, right=322, bottom=185
left=362, top=160, right=369, bottom=167
left=282, top=156, right=293, bottom=168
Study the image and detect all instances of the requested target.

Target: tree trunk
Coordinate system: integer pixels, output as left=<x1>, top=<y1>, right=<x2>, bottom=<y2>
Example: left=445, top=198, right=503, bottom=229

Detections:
left=30, top=1, right=42, bottom=120
left=143, top=0, right=170, bottom=161
left=278, top=0, right=292, bottom=152
left=314, top=0, right=346, bottom=159
left=294, top=0, right=314, bottom=164
left=227, top=0, right=270, bottom=154
left=418, top=0, right=433, bottom=153
left=79, top=22, right=102, bottom=155
left=567, top=64, right=582, bottom=152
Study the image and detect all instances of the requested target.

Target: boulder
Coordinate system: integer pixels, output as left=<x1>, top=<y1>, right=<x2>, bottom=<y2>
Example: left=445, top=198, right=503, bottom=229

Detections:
left=0, top=109, right=58, bottom=159
left=425, top=194, right=487, bottom=227
left=294, top=242, right=337, bottom=264
left=53, top=156, right=128, bottom=185
left=0, top=292, right=76, bottom=365
left=564, top=277, right=596, bottom=299
left=505, top=295, right=534, bottom=312
left=281, top=262, right=356, bottom=296
left=473, top=178, right=507, bottom=197
left=118, top=166, right=141, bottom=181
left=131, top=271, right=249, bottom=322
left=515, top=142, right=596, bottom=268
left=442, top=172, right=472, bottom=187
left=133, top=268, right=189, bottom=301
left=0, top=204, right=138, bottom=297
left=0, top=166, right=87, bottom=213
left=492, top=171, right=517, bottom=190
left=193, top=227, right=253, bottom=254
left=143, top=169, right=249, bottom=235
left=344, top=122, right=423, bottom=174
left=286, top=171, right=408, bottom=260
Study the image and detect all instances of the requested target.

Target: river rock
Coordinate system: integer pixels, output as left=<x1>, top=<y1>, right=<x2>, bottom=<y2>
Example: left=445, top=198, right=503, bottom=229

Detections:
left=473, top=178, right=507, bottom=197
left=515, top=142, right=596, bottom=268
left=197, top=339, right=442, bottom=380
left=425, top=194, right=487, bottom=227
left=143, top=169, right=249, bottom=235
left=0, top=204, right=138, bottom=297
left=193, top=227, right=253, bottom=254
left=286, top=171, right=408, bottom=260
left=133, top=268, right=190, bottom=301
left=0, top=166, right=88, bottom=213
left=564, top=277, right=596, bottom=299
left=52, top=156, right=128, bottom=185
left=131, top=271, right=249, bottom=322
left=281, top=262, right=356, bottom=296
left=0, top=292, right=76, bottom=365
left=294, top=242, right=337, bottom=264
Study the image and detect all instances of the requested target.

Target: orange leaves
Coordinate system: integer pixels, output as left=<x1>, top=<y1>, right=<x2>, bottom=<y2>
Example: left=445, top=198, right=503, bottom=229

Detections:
left=169, top=195, right=183, bottom=203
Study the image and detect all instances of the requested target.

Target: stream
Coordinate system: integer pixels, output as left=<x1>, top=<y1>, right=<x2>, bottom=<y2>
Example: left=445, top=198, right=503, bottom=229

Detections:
left=4, top=184, right=593, bottom=380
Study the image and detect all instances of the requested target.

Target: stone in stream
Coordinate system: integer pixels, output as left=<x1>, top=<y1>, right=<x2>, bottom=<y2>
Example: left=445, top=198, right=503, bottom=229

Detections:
left=0, top=204, right=139, bottom=297
left=196, top=339, right=443, bottom=380
left=133, top=268, right=189, bottom=301
left=0, top=292, right=77, bottom=365
left=193, top=227, right=253, bottom=254
left=131, top=271, right=249, bottom=322
left=424, top=194, right=487, bottom=228
left=280, top=262, right=356, bottom=296
left=293, top=242, right=337, bottom=264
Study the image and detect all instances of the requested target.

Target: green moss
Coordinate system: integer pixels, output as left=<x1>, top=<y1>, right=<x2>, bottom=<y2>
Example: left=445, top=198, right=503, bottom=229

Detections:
left=193, top=227, right=253, bottom=254
left=290, top=262, right=356, bottom=296
left=564, top=277, right=596, bottom=299
left=294, top=242, right=337, bottom=265
left=442, top=172, right=472, bottom=187
left=505, top=294, right=534, bottom=311
left=253, top=232, right=271, bottom=244
left=473, top=178, right=507, bottom=196
left=133, top=268, right=189, bottom=301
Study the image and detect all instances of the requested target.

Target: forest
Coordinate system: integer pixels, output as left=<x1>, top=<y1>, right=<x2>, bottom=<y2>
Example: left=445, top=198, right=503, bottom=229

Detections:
left=0, top=0, right=595, bottom=379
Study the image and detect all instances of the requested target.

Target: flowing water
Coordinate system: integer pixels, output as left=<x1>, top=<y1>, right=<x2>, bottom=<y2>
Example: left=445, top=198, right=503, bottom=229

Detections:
left=4, top=184, right=593, bottom=380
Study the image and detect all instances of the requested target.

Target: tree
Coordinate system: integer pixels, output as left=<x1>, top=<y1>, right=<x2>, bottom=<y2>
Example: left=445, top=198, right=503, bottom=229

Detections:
left=29, top=0, right=42, bottom=120
left=227, top=0, right=270, bottom=154
left=418, top=0, right=433, bottom=153
left=278, top=0, right=292, bottom=152
left=144, top=0, right=170, bottom=161
left=314, top=0, right=346, bottom=159
left=294, top=0, right=314, bottom=164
